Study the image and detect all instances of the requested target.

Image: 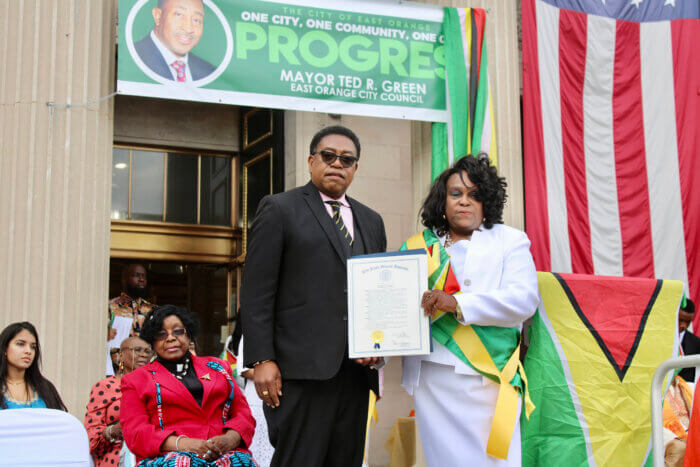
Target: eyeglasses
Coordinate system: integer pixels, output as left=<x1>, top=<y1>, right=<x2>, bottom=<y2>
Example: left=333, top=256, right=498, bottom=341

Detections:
left=123, top=346, right=154, bottom=357
left=315, top=150, right=358, bottom=168
left=153, top=328, right=187, bottom=341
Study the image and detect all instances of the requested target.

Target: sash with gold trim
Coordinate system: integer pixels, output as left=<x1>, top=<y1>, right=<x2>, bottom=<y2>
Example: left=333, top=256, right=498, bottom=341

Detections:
left=400, top=229, right=534, bottom=460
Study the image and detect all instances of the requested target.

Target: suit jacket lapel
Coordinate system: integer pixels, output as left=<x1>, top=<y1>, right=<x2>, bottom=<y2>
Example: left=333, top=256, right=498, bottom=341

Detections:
left=193, top=357, right=214, bottom=408
left=347, top=197, right=370, bottom=252
left=302, top=182, right=346, bottom=263
left=145, top=35, right=175, bottom=81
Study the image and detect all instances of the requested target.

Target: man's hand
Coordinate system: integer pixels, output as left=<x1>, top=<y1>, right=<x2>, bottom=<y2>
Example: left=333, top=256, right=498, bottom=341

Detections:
left=108, top=328, right=117, bottom=341
left=254, top=361, right=282, bottom=408
left=354, top=357, right=382, bottom=368
left=421, top=290, right=458, bottom=318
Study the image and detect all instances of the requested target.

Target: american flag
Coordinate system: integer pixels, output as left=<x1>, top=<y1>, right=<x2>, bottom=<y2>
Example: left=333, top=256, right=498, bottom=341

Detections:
left=522, top=0, right=699, bottom=319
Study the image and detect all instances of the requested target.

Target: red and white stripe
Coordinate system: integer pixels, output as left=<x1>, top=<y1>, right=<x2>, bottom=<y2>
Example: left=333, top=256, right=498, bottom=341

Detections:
left=523, top=0, right=699, bottom=314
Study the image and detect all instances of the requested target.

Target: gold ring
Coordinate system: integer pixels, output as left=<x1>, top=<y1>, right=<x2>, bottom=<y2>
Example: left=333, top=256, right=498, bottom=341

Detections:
left=262, top=390, right=269, bottom=395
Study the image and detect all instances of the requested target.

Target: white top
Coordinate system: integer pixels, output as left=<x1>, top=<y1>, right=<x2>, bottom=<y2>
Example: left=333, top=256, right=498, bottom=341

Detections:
left=402, top=224, right=541, bottom=393
left=150, top=31, right=193, bottom=82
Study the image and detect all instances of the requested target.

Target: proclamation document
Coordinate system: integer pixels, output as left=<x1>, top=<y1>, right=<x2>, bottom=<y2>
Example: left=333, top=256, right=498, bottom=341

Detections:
left=347, top=250, right=430, bottom=358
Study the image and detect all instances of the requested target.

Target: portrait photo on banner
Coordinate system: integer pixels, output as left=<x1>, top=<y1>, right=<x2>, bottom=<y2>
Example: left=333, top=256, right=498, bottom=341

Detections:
left=125, top=0, right=232, bottom=87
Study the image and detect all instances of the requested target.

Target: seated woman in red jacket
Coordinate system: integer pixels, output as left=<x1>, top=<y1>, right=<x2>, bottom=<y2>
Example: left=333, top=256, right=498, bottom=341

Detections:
left=120, top=305, right=256, bottom=466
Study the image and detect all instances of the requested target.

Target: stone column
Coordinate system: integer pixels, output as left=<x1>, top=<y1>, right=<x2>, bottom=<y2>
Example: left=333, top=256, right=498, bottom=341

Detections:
left=0, top=0, right=116, bottom=414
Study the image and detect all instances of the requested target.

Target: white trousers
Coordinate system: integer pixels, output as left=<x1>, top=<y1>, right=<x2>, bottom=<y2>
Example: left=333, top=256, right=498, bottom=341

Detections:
left=413, top=360, right=522, bottom=467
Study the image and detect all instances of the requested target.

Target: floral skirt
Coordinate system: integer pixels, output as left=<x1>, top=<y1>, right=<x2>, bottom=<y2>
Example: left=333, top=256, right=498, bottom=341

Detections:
left=138, top=450, right=256, bottom=467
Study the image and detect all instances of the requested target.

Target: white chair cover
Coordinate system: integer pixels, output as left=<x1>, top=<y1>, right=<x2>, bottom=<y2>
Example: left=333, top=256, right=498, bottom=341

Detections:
left=0, top=408, right=91, bottom=466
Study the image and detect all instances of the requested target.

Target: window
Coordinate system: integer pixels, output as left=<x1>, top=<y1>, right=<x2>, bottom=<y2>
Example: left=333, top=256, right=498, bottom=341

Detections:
left=111, top=147, right=232, bottom=227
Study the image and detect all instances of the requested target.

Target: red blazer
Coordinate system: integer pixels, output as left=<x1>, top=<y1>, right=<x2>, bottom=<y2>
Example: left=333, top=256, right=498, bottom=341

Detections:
left=120, top=356, right=255, bottom=460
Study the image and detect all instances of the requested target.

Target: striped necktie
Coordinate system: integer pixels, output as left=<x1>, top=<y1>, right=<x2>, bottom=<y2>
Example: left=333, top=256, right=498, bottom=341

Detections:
left=326, top=201, right=353, bottom=247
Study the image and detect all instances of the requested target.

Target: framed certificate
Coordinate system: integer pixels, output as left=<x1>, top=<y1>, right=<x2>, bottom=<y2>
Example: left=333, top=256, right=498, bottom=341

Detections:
left=347, top=250, right=430, bottom=358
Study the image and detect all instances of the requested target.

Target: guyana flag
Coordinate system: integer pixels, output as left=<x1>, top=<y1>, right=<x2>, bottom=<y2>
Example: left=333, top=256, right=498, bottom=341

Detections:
left=432, top=7, right=498, bottom=181
left=522, top=273, right=683, bottom=466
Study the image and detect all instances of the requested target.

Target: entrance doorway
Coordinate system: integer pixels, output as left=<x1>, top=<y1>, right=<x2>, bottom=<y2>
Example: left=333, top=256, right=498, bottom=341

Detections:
left=109, top=260, right=232, bottom=357
left=109, top=105, right=285, bottom=358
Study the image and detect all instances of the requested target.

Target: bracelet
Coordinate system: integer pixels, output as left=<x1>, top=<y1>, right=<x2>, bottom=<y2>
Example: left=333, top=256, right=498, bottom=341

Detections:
left=454, top=305, right=464, bottom=322
left=175, top=435, right=188, bottom=452
left=252, top=359, right=271, bottom=367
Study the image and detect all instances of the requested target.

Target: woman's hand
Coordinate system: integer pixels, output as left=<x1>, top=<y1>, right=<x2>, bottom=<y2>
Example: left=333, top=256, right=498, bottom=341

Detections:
left=102, top=422, right=123, bottom=442
left=162, top=435, right=208, bottom=455
left=110, top=422, right=123, bottom=441
left=203, top=431, right=242, bottom=460
left=422, top=290, right=459, bottom=318
left=180, top=437, right=209, bottom=457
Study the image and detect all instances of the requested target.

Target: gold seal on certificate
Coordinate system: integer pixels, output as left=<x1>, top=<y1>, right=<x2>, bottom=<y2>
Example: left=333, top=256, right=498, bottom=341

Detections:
left=347, top=250, right=431, bottom=358
left=371, top=330, right=385, bottom=350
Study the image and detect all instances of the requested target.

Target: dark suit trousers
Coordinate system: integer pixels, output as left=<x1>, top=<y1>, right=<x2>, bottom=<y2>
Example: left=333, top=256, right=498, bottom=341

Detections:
left=263, top=359, right=369, bottom=467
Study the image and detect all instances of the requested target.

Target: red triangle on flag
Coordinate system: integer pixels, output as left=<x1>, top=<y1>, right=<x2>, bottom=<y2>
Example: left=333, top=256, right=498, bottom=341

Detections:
left=555, top=273, right=662, bottom=381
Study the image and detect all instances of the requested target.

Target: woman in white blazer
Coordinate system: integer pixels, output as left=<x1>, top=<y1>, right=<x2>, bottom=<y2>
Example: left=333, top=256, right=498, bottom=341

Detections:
left=401, top=154, right=540, bottom=466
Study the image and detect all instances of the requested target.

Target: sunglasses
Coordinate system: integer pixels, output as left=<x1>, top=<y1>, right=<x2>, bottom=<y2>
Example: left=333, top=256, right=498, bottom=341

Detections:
left=123, top=346, right=154, bottom=357
left=315, top=150, right=358, bottom=168
left=153, top=328, right=187, bottom=341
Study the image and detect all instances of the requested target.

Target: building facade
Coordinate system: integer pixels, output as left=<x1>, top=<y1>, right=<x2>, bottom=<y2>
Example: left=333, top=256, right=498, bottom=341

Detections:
left=0, top=0, right=520, bottom=464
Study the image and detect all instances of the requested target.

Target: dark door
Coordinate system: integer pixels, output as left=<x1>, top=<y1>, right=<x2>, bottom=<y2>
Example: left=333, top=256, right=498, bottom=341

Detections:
left=239, top=107, right=284, bottom=252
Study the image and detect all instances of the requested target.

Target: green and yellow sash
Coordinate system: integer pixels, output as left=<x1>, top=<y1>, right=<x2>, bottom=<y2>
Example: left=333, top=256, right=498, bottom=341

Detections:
left=400, top=229, right=534, bottom=460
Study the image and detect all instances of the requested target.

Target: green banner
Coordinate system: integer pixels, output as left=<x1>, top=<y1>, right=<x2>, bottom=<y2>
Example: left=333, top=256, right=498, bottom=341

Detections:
left=117, top=0, right=447, bottom=121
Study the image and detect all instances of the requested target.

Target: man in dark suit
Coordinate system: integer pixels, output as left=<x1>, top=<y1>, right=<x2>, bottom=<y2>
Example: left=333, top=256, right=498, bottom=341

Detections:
left=134, top=0, right=215, bottom=83
left=240, top=126, right=386, bottom=467
left=680, top=298, right=699, bottom=382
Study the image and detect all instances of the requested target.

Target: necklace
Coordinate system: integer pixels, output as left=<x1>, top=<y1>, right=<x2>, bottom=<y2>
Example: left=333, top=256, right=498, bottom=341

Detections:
left=446, top=230, right=474, bottom=247
left=5, top=383, right=31, bottom=403
left=445, top=231, right=454, bottom=248
left=174, top=357, right=190, bottom=380
left=6, top=379, right=25, bottom=385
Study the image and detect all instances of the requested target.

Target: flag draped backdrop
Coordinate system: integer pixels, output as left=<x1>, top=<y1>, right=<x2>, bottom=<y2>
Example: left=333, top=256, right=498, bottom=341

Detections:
left=522, top=0, right=700, bottom=322
left=432, top=7, right=497, bottom=180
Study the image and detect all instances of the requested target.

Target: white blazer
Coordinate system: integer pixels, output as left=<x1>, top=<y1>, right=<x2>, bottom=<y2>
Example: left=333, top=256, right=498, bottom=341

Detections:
left=402, top=224, right=540, bottom=391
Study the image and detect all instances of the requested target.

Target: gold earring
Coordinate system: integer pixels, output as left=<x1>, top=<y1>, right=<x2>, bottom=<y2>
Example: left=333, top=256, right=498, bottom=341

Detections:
left=119, top=361, right=125, bottom=373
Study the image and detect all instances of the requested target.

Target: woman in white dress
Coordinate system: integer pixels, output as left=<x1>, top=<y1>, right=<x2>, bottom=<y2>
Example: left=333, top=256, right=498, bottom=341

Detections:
left=400, top=154, right=540, bottom=466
